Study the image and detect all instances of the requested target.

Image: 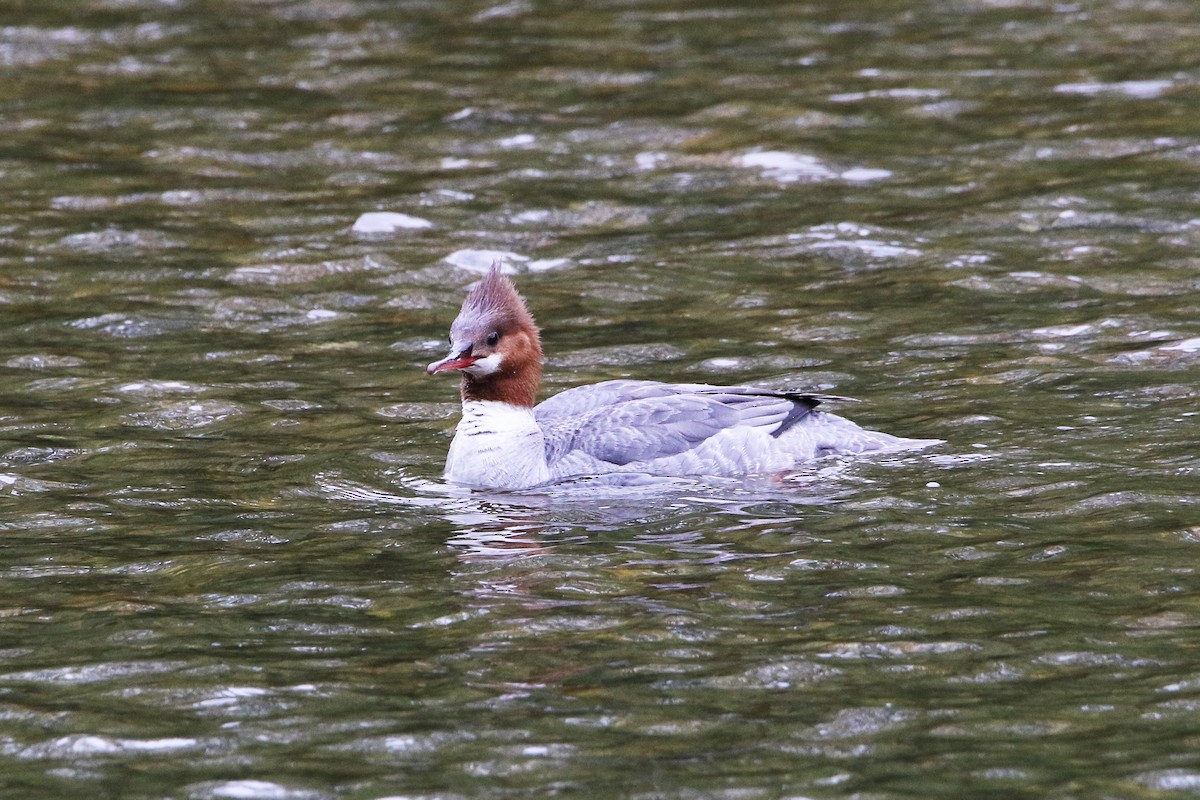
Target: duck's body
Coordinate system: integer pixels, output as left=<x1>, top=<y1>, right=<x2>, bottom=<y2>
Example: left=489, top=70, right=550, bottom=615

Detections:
left=428, top=267, right=938, bottom=490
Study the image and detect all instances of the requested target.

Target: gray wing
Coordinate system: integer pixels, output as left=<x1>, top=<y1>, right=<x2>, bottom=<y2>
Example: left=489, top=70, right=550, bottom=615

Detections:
left=535, top=380, right=832, bottom=468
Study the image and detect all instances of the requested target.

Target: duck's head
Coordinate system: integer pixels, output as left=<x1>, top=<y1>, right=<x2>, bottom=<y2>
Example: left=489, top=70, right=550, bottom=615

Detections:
left=426, top=264, right=543, bottom=406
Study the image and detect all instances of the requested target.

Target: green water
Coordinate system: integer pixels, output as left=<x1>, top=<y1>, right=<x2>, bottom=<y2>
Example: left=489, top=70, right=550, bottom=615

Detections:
left=2, top=1, right=1199, bottom=797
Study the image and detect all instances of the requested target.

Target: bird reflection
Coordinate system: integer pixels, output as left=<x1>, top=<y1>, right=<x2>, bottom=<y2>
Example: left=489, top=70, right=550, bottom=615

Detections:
left=314, top=463, right=869, bottom=558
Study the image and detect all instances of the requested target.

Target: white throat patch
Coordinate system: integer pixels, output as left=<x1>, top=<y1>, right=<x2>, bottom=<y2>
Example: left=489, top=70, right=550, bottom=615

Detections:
left=463, top=352, right=503, bottom=376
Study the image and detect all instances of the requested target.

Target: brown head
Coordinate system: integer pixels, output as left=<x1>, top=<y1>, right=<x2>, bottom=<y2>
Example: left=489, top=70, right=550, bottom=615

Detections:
left=426, top=265, right=543, bottom=406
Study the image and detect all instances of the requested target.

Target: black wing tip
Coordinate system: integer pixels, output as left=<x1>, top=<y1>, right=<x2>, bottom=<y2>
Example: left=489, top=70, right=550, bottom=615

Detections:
left=784, top=392, right=859, bottom=405
left=771, top=392, right=861, bottom=438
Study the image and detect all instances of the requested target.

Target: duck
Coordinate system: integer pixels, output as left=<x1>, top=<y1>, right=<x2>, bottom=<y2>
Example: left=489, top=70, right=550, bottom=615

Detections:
left=426, top=266, right=939, bottom=489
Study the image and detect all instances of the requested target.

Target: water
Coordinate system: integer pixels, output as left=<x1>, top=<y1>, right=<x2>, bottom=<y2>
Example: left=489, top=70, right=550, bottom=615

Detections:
left=2, top=1, right=1200, bottom=797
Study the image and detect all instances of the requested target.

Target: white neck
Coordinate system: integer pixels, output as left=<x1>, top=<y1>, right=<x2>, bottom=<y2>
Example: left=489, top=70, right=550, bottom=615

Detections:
left=443, top=401, right=550, bottom=490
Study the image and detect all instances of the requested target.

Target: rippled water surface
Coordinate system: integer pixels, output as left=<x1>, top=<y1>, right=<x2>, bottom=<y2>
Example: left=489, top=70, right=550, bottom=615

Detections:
left=3, top=1, right=1200, bottom=797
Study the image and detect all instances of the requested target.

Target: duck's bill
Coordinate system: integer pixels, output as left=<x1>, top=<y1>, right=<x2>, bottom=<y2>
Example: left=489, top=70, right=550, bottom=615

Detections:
left=426, top=352, right=477, bottom=375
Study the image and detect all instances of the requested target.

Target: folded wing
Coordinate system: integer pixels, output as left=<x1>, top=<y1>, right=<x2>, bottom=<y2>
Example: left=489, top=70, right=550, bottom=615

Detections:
left=535, top=379, right=830, bottom=468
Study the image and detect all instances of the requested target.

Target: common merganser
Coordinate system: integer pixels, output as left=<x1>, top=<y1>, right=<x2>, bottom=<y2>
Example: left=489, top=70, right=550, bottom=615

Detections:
left=426, top=266, right=939, bottom=489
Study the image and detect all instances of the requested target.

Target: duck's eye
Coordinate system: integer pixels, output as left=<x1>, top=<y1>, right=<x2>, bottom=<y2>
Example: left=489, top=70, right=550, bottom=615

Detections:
left=485, top=331, right=500, bottom=347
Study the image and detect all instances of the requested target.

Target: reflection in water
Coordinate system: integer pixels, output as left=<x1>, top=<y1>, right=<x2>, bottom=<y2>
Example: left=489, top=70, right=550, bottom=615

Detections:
left=315, top=454, right=938, bottom=558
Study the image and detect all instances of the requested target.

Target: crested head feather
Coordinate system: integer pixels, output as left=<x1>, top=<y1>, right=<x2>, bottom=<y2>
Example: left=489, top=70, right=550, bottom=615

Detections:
left=459, top=264, right=537, bottom=333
